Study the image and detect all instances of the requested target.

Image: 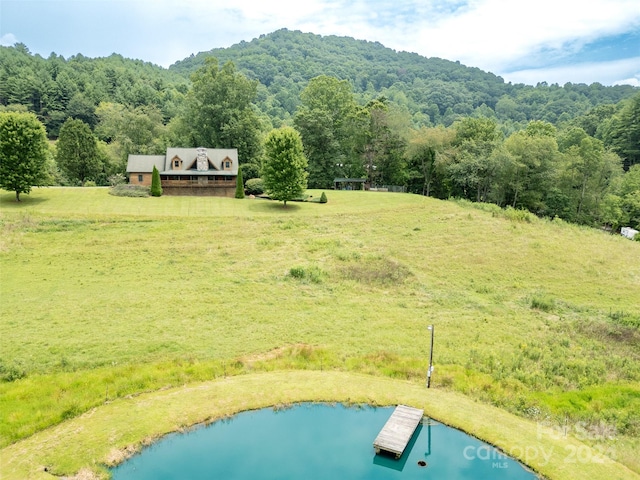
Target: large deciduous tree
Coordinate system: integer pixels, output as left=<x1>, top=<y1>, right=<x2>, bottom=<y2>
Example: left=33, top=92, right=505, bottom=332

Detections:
left=294, top=76, right=358, bottom=188
left=56, top=118, right=101, bottom=185
left=407, top=143, right=436, bottom=196
left=406, top=126, right=455, bottom=198
left=448, top=117, right=501, bottom=202
left=358, top=98, right=408, bottom=188
left=608, top=92, right=640, bottom=169
left=566, top=135, right=619, bottom=223
left=0, top=111, right=48, bottom=201
left=501, top=122, right=560, bottom=213
left=262, top=127, right=308, bottom=207
left=181, top=58, right=262, bottom=162
left=603, top=165, right=640, bottom=229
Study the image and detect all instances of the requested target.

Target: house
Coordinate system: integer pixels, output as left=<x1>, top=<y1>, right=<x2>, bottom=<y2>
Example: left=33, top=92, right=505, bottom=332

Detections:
left=127, top=147, right=238, bottom=197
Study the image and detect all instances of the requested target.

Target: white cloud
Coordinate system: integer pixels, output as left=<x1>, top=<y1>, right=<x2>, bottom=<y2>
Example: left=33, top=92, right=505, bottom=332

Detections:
left=404, top=0, right=640, bottom=72
left=501, top=57, right=640, bottom=86
left=615, top=77, right=640, bottom=87
left=0, top=33, right=18, bottom=47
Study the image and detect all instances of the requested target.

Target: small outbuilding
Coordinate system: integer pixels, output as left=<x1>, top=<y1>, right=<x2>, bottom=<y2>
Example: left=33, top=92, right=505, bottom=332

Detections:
left=334, top=178, right=367, bottom=191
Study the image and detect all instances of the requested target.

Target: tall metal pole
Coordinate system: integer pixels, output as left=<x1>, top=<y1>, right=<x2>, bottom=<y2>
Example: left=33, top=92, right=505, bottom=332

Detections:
left=427, top=325, right=434, bottom=388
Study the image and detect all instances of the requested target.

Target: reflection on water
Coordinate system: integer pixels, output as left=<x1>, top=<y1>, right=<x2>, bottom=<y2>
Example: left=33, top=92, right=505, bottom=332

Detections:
left=111, top=403, right=538, bottom=479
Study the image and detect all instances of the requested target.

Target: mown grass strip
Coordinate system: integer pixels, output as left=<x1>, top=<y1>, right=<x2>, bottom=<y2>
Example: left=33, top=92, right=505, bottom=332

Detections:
left=1, top=371, right=637, bottom=480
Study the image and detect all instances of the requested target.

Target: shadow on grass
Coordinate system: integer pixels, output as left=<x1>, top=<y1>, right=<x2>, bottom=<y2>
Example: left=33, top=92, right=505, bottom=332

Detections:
left=0, top=191, right=49, bottom=207
left=247, top=199, right=304, bottom=213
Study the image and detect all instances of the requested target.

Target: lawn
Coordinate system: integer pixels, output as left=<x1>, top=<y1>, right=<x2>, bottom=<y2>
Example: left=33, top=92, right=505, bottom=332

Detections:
left=1, top=187, right=639, bottom=478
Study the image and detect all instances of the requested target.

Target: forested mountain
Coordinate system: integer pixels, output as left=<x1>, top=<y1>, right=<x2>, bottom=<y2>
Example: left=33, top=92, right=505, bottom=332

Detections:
left=2, top=28, right=637, bottom=137
left=171, top=29, right=637, bottom=128
left=0, top=43, right=189, bottom=137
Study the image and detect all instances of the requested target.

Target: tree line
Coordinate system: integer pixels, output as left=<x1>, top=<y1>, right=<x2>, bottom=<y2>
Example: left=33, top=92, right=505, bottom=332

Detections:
left=291, top=76, right=640, bottom=229
left=0, top=33, right=638, bottom=229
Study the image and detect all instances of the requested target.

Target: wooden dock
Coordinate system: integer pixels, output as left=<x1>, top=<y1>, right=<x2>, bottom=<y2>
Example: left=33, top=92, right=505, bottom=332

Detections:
left=373, top=405, right=424, bottom=459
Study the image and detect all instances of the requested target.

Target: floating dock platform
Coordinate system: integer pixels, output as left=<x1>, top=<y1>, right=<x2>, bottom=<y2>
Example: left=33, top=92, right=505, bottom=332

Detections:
left=373, top=405, right=424, bottom=459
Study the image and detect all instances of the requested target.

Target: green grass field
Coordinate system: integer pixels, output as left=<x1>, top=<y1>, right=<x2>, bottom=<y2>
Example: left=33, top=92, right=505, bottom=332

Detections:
left=1, top=187, right=639, bottom=479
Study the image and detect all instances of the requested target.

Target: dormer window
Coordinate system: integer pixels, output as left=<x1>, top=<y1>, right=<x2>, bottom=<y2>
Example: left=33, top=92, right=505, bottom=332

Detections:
left=171, top=155, right=183, bottom=170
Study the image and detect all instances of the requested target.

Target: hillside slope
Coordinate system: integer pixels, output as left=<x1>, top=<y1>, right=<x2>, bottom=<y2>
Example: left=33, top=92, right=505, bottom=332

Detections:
left=1, top=189, right=638, bottom=467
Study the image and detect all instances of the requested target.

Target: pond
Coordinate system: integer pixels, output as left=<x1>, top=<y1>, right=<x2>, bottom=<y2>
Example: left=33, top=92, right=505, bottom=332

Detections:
left=111, top=403, right=538, bottom=479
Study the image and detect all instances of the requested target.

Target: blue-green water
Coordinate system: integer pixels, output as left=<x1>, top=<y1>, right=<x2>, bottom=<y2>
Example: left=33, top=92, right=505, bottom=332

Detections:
left=111, top=403, right=538, bottom=479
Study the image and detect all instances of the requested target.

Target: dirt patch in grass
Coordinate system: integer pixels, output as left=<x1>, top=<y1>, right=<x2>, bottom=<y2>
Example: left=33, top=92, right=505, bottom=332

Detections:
left=242, top=344, right=311, bottom=363
left=104, top=444, right=140, bottom=467
left=64, top=467, right=104, bottom=480
left=578, top=319, right=640, bottom=346
left=339, top=257, right=412, bottom=285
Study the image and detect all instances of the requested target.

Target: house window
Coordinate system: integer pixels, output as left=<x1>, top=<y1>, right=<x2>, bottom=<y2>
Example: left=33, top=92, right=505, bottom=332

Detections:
left=225, top=161, right=230, bottom=169
left=138, top=174, right=143, bottom=182
left=174, top=160, right=180, bottom=168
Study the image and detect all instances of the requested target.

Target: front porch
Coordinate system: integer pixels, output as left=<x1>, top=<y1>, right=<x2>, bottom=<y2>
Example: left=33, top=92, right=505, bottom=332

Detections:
left=160, top=175, right=236, bottom=196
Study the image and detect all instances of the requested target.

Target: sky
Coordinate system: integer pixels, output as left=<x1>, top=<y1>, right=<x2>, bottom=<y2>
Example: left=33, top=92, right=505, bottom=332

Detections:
left=1, top=0, right=639, bottom=86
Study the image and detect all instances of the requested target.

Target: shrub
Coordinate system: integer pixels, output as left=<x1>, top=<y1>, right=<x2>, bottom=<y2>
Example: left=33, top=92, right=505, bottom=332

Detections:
left=150, top=165, right=162, bottom=197
left=320, top=192, right=328, bottom=203
left=0, top=360, right=27, bottom=382
left=289, top=266, right=306, bottom=279
left=530, top=294, right=555, bottom=312
left=109, top=184, right=150, bottom=197
left=245, top=178, right=264, bottom=195
left=240, top=162, right=261, bottom=182
left=288, top=265, right=324, bottom=283
left=609, top=310, right=640, bottom=328
left=108, top=173, right=126, bottom=187
left=84, top=180, right=97, bottom=187
left=504, top=206, right=535, bottom=223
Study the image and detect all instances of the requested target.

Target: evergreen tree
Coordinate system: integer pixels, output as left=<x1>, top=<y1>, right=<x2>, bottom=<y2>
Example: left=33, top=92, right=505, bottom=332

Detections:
left=0, top=112, right=48, bottom=201
left=150, top=165, right=162, bottom=196
left=235, top=166, right=245, bottom=199
left=294, top=76, right=358, bottom=188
